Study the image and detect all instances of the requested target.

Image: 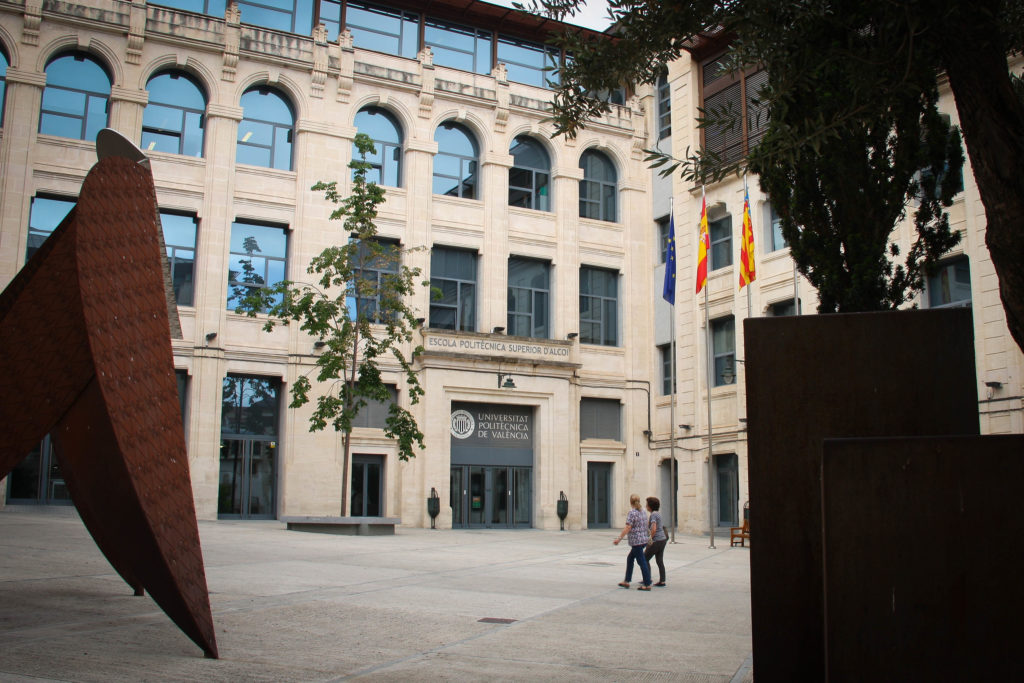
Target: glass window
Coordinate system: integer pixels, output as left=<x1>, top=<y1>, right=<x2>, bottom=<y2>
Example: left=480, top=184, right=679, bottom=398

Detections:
left=919, top=115, right=964, bottom=200
left=497, top=35, right=559, bottom=88
left=326, top=0, right=420, bottom=56
left=425, top=18, right=491, bottom=74
left=659, top=343, right=674, bottom=395
left=160, top=211, right=198, bottom=307
left=26, top=195, right=76, bottom=262
left=579, top=150, right=617, bottom=222
left=766, top=203, right=786, bottom=251
left=509, top=135, right=551, bottom=211
left=352, top=384, right=397, bottom=429
left=237, top=86, right=294, bottom=171
left=433, top=122, right=478, bottom=199
left=927, top=256, right=972, bottom=308
left=702, top=53, right=767, bottom=165
left=710, top=214, right=732, bottom=270
left=221, top=374, right=280, bottom=436
left=354, top=106, right=402, bottom=187
left=143, top=71, right=206, bottom=157
left=768, top=299, right=798, bottom=317
left=227, top=221, right=288, bottom=311
left=712, top=316, right=736, bottom=387
left=579, top=266, right=618, bottom=346
left=349, top=237, right=400, bottom=322
left=430, top=246, right=476, bottom=331
left=507, top=256, right=550, bottom=339
left=580, top=397, right=621, bottom=441
left=657, top=216, right=670, bottom=263
left=0, top=47, right=8, bottom=127
left=231, top=0, right=313, bottom=35
left=151, top=1, right=228, bottom=16
left=657, top=72, right=671, bottom=138
left=39, top=52, right=110, bottom=141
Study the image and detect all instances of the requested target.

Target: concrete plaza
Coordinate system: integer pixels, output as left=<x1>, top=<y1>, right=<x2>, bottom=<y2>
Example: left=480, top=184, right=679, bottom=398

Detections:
left=0, top=507, right=752, bottom=682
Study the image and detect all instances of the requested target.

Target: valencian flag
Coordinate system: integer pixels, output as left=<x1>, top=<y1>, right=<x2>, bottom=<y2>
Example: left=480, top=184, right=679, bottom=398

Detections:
left=662, top=213, right=676, bottom=304
left=695, top=191, right=710, bottom=293
left=739, top=185, right=757, bottom=288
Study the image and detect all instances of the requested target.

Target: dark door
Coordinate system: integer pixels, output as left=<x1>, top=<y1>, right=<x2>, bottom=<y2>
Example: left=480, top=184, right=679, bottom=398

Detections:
left=218, top=438, right=277, bottom=519
left=451, top=465, right=531, bottom=528
left=6, top=435, right=72, bottom=505
left=351, top=454, right=383, bottom=516
left=715, top=453, right=739, bottom=527
left=587, top=462, right=612, bottom=528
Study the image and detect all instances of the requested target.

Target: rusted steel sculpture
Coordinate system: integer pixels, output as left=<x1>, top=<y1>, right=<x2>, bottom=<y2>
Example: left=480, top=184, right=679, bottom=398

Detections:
left=0, top=135, right=218, bottom=658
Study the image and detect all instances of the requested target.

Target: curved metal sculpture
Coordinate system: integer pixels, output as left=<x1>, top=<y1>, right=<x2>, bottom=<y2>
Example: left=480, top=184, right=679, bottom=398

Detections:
left=0, top=134, right=217, bottom=658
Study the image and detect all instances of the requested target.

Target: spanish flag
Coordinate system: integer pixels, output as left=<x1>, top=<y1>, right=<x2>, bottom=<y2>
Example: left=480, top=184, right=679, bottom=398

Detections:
left=739, top=185, right=756, bottom=289
left=695, top=190, right=709, bottom=294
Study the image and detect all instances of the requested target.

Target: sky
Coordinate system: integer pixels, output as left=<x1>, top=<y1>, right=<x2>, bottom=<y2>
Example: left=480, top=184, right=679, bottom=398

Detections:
left=487, top=1, right=613, bottom=32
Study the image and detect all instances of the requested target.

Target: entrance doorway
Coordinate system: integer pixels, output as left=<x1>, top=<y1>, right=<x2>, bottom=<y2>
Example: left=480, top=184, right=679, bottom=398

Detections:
left=219, top=374, right=280, bottom=520
left=450, top=465, right=531, bottom=528
left=587, top=462, right=612, bottom=528
left=5, top=435, right=71, bottom=505
left=715, top=453, right=739, bottom=527
left=351, top=454, right=383, bottom=516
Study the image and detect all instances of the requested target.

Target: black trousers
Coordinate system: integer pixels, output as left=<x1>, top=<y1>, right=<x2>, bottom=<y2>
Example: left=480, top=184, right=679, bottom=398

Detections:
left=644, top=539, right=667, bottom=584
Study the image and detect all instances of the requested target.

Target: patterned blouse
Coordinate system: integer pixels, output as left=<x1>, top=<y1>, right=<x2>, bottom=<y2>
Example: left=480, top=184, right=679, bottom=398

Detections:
left=626, top=508, right=650, bottom=546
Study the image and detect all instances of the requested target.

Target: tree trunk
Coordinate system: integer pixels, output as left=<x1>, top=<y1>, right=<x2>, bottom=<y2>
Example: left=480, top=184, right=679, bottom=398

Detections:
left=341, top=430, right=351, bottom=517
left=941, top=11, right=1024, bottom=354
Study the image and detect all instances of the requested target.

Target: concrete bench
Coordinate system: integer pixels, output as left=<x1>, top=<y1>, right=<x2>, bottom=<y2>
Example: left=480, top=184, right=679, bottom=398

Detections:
left=280, top=516, right=400, bottom=536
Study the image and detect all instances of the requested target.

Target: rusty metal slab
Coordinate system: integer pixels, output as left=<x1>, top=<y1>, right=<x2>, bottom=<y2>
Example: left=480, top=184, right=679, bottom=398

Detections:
left=744, top=309, right=979, bottom=681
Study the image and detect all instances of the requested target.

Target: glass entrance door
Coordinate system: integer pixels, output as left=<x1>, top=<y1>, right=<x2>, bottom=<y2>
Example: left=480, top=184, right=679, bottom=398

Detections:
left=218, top=438, right=277, bottom=519
left=6, top=435, right=72, bottom=505
left=715, top=453, right=739, bottom=527
left=587, top=462, right=612, bottom=528
left=451, top=465, right=531, bottom=528
left=351, top=454, right=383, bottom=516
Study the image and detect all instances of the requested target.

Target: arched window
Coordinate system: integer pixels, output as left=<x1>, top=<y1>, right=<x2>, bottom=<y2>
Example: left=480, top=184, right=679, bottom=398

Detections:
left=509, top=135, right=550, bottom=211
left=39, top=52, right=111, bottom=141
left=237, top=86, right=294, bottom=171
left=0, top=46, right=9, bottom=127
left=579, top=150, right=617, bottom=222
left=143, top=71, right=207, bottom=157
left=354, top=106, right=402, bottom=187
left=433, top=122, right=478, bottom=199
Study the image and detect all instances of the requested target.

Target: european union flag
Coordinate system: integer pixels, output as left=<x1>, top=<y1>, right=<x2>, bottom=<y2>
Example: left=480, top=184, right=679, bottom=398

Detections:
left=662, top=214, right=676, bottom=305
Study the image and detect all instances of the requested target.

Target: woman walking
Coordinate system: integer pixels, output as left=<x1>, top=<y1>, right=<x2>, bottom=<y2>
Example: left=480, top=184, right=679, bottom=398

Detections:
left=644, top=496, right=668, bottom=587
left=613, top=493, right=652, bottom=590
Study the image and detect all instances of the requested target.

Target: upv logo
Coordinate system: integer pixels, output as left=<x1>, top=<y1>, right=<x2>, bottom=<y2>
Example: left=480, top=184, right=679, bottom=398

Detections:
left=450, top=409, right=475, bottom=439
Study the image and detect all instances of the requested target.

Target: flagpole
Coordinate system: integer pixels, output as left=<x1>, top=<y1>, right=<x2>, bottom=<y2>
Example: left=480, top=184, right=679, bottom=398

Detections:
left=668, top=200, right=677, bottom=544
left=705, top=282, right=715, bottom=549
left=744, top=174, right=753, bottom=319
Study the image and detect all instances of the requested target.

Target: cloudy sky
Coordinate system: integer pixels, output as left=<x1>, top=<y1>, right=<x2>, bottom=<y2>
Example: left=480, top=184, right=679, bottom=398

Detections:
left=488, top=1, right=613, bottom=31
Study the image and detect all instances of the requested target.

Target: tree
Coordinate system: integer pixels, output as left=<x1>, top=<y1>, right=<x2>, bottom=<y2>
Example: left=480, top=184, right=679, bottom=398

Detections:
left=520, top=0, right=1024, bottom=348
left=235, top=133, right=426, bottom=516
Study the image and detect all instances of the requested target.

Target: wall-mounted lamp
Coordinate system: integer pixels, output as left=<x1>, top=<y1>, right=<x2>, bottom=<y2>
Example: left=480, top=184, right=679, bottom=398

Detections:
left=493, top=326, right=505, bottom=334
left=984, top=380, right=1003, bottom=389
left=642, top=429, right=652, bottom=438
left=313, top=341, right=327, bottom=350
left=205, top=332, right=217, bottom=344
left=566, top=332, right=579, bottom=340
left=498, top=373, right=516, bottom=389
left=415, top=317, right=426, bottom=327
left=679, top=424, right=692, bottom=431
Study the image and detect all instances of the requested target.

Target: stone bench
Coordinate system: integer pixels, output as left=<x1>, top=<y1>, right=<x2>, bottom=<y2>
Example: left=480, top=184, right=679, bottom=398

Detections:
left=280, top=516, right=400, bottom=536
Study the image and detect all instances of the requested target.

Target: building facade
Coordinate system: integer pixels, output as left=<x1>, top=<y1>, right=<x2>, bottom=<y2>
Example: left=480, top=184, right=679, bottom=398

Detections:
left=1, top=0, right=1021, bottom=533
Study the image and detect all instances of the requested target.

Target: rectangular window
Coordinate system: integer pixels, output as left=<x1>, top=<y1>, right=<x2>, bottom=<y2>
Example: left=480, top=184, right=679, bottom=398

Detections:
left=766, top=203, right=786, bottom=251
left=580, top=397, right=622, bottom=441
left=657, top=216, right=670, bottom=263
left=234, top=0, right=313, bottom=35
left=507, top=256, right=550, bottom=338
left=330, top=0, right=420, bottom=56
left=430, top=246, right=477, bottom=331
left=497, top=35, right=560, bottom=88
left=152, top=1, right=227, bottom=16
left=350, top=237, right=400, bottom=322
left=352, top=384, right=397, bottom=429
left=425, top=18, right=491, bottom=75
left=658, top=73, right=671, bottom=138
left=701, top=53, right=767, bottom=165
left=927, top=256, right=972, bottom=308
left=26, top=195, right=76, bottom=262
left=160, top=210, right=198, bottom=307
left=768, top=299, right=797, bottom=317
left=711, top=316, right=736, bottom=387
left=659, top=343, right=674, bottom=396
left=175, top=369, right=189, bottom=428
left=221, top=374, right=280, bottom=436
left=710, top=214, right=733, bottom=270
left=579, top=266, right=618, bottom=346
left=226, top=221, right=288, bottom=312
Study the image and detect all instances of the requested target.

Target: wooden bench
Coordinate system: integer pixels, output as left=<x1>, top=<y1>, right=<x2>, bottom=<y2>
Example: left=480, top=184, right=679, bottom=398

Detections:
left=281, top=516, right=400, bottom=536
left=730, top=518, right=750, bottom=547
